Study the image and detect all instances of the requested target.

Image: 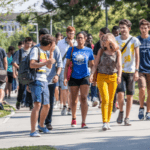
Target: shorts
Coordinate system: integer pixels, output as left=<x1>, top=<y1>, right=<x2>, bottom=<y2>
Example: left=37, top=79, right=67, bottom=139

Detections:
left=117, top=72, right=135, bottom=95
left=7, top=73, right=13, bottom=83
left=59, top=69, right=68, bottom=90
left=56, top=81, right=59, bottom=87
left=68, top=76, right=90, bottom=87
left=0, top=82, right=6, bottom=90
left=138, top=72, right=150, bottom=90
left=29, top=80, right=49, bottom=105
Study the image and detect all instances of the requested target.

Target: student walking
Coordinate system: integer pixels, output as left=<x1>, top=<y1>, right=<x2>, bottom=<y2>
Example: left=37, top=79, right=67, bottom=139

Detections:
left=137, top=19, right=150, bottom=120
left=29, top=34, right=56, bottom=137
left=64, top=32, right=94, bottom=128
left=90, top=33, right=122, bottom=130
left=116, top=19, right=141, bottom=126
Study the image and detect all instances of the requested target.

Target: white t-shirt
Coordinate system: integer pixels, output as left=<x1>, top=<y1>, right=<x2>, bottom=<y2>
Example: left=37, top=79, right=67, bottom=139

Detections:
left=30, top=47, right=48, bottom=82
left=57, top=38, right=77, bottom=68
left=116, top=35, right=141, bottom=73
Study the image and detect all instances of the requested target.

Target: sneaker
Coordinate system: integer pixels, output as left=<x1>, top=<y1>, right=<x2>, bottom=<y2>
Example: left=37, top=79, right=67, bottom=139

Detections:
left=113, top=103, right=117, bottom=112
left=145, top=112, right=150, bottom=120
left=102, top=123, right=108, bottom=131
left=107, top=123, right=111, bottom=130
left=30, top=131, right=41, bottom=137
left=21, top=102, right=25, bottom=108
left=71, top=120, right=77, bottom=127
left=67, top=108, right=71, bottom=115
left=16, top=102, right=20, bottom=110
left=0, top=103, right=4, bottom=110
left=138, top=108, right=144, bottom=120
left=8, top=95, right=11, bottom=99
left=60, top=104, right=63, bottom=109
left=117, top=111, right=124, bottom=124
left=37, top=125, right=51, bottom=134
left=124, top=118, right=131, bottom=126
left=54, top=101, right=59, bottom=109
left=81, top=123, right=88, bottom=129
left=61, top=106, right=67, bottom=115
left=116, top=103, right=119, bottom=109
left=92, top=97, right=98, bottom=107
left=46, top=124, right=53, bottom=130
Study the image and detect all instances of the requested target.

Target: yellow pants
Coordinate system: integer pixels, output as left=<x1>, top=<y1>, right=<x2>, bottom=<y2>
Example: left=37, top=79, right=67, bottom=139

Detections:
left=97, top=73, right=117, bottom=123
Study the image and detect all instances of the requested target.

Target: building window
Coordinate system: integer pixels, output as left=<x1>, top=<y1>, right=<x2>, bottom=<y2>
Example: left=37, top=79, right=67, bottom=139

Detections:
left=15, top=25, right=17, bottom=30
left=8, top=25, right=11, bottom=31
left=12, top=26, right=15, bottom=31
left=3, top=26, right=7, bottom=31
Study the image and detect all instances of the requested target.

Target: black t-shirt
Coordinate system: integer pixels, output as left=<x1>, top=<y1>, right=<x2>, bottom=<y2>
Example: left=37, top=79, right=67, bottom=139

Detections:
left=93, top=41, right=101, bottom=56
left=0, top=48, right=7, bottom=69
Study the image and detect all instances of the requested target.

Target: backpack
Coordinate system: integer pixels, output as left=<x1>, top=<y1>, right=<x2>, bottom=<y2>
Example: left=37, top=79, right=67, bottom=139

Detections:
left=18, top=47, right=40, bottom=85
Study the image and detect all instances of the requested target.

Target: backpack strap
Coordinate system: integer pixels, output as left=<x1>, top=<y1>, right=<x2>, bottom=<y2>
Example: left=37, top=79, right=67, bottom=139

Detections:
left=19, top=49, right=22, bottom=64
left=121, top=37, right=133, bottom=53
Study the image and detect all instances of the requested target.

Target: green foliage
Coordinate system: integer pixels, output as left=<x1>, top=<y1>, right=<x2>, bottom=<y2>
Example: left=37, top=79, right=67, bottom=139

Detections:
left=0, top=25, right=36, bottom=52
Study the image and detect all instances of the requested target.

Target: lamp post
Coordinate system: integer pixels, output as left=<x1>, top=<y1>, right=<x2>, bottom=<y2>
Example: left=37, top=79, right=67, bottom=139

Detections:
left=30, top=23, right=39, bottom=44
left=50, top=17, right=52, bottom=35
left=103, top=2, right=109, bottom=27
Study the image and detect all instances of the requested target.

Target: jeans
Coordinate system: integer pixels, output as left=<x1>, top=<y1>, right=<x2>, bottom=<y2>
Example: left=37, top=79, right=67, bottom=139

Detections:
left=45, top=83, right=56, bottom=125
left=91, top=84, right=97, bottom=101
left=17, top=82, right=26, bottom=103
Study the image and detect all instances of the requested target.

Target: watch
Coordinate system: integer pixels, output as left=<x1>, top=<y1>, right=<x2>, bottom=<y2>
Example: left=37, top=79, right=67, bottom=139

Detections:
left=135, top=69, right=139, bottom=72
left=56, top=74, right=59, bottom=76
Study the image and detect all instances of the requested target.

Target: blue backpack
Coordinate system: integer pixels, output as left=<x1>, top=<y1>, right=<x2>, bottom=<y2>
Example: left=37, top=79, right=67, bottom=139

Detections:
left=18, top=47, right=40, bottom=85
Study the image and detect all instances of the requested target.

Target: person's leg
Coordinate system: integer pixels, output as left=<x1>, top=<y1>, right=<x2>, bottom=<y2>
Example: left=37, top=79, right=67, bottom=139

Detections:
left=70, top=86, right=79, bottom=120
left=31, top=102, right=41, bottom=133
left=145, top=74, right=150, bottom=113
left=8, top=82, right=12, bottom=97
left=80, top=84, right=89, bottom=124
left=0, top=89, right=4, bottom=103
left=54, top=86, right=59, bottom=102
left=97, top=74, right=109, bottom=123
left=126, top=95, right=133, bottom=118
left=45, top=84, right=56, bottom=126
left=5, top=79, right=8, bottom=97
left=61, top=89, right=68, bottom=106
left=107, top=74, right=118, bottom=122
left=117, top=92, right=124, bottom=112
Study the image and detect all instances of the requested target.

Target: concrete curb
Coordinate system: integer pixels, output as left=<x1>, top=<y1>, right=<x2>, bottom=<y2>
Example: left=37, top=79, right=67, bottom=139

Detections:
left=0, top=109, right=15, bottom=125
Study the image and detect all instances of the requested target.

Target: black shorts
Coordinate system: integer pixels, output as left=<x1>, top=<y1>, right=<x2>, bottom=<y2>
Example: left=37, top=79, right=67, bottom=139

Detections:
left=68, top=76, right=90, bottom=87
left=7, top=72, right=13, bottom=83
left=117, top=72, right=135, bottom=95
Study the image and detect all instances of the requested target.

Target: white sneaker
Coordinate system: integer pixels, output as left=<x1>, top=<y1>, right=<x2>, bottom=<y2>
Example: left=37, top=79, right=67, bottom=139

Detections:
left=61, top=106, right=67, bottom=115
left=67, top=108, right=71, bottom=115
left=102, top=123, right=108, bottom=131
left=92, top=97, right=98, bottom=107
left=54, top=101, right=59, bottom=109
left=60, top=104, right=63, bottom=109
left=107, top=123, right=111, bottom=130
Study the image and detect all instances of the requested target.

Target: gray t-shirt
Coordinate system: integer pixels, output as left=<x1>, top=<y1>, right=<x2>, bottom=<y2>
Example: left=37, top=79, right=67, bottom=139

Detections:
left=13, top=48, right=31, bottom=65
left=30, top=47, right=48, bottom=82
left=0, top=48, right=7, bottom=69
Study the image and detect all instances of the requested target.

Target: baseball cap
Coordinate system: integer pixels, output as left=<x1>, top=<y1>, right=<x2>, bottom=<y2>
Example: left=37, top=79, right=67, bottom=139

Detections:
left=39, top=28, right=49, bottom=35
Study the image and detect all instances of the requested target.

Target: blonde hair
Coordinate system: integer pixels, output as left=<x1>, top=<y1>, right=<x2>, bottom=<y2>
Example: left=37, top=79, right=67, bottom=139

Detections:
left=101, top=33, right=119, bottom=52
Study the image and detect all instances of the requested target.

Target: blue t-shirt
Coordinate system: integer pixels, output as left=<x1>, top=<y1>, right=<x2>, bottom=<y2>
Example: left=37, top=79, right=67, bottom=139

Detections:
left=66, top=46, right=94, bottom=79
left=137, top=35, right=150, bottom=73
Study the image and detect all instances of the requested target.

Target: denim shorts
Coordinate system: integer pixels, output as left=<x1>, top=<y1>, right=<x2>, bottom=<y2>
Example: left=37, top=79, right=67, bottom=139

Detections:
left=29, top=80, right=49, bottom=105
left=59, top=69, right=68, bottom=90
left=0, top=82, right=6, bottom=90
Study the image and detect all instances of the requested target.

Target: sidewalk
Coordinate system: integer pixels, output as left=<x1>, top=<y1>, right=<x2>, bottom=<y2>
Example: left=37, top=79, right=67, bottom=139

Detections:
left=0, top=93, right=150, bottom=150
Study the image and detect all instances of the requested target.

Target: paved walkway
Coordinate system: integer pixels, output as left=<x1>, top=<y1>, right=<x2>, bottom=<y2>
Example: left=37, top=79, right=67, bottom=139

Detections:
left=0, top=93, right=150, bottom=150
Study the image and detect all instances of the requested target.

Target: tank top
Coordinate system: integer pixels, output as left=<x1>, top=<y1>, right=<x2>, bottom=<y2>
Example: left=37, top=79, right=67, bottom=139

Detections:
left=97, top=51, right=118, bottom=75
left=7, top=55, right=13, bottom=72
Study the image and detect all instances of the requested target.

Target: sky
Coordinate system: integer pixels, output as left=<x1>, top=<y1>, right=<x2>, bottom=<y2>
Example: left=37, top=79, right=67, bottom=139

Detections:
left=13, top=0, right=48, bottom=13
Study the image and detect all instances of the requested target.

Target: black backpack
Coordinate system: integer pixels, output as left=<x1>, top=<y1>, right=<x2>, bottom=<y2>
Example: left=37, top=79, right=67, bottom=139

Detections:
left=18, top=47, right=40, bottom=85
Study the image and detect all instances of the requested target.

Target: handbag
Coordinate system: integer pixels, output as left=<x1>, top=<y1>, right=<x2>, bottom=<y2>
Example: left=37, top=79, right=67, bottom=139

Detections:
left=67, top=47, right=74, bottom=81
left=0, top=68, right=7, bottom=83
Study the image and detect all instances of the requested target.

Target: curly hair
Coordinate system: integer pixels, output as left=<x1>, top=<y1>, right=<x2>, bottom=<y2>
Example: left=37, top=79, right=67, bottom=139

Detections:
left=40, top=34, right=56, bottom=46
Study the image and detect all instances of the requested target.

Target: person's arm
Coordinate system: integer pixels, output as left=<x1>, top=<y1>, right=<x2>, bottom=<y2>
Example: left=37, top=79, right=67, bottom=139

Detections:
left=13, top=62, right=19, bottom=69
left=30, top=59, right=47, bottom=69
left=89, top=60, right=94, bottom=69
left=64, top=59, right=71, bottom=86
left=52, top=67, right=62, bottom=83
left=134, top=46, right=140, bottom=81
left=3, top=57, right=7, bottom=71
left=46, top=51, right=55, bottom=69
left=89, top=49, right=102, bottom=83
left=117, top=50, right=122, bottom=84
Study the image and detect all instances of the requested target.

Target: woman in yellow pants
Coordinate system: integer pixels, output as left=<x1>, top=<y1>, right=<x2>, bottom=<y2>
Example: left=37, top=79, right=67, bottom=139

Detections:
left=89, top=33, right=122, bottom=130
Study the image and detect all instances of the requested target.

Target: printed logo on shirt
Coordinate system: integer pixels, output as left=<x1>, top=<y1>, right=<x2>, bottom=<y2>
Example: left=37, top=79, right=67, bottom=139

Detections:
left=40, top=53, right=47, bottom=63
left=73, top=52, right=88, bottom=65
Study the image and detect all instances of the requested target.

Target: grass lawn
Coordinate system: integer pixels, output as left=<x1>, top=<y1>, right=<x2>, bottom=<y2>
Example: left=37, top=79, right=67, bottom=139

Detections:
left=133, top=82, right=147, bottom=101
left=0, top=104, right=15, bottom=118
left=0, top=146, right=57, bottom=150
